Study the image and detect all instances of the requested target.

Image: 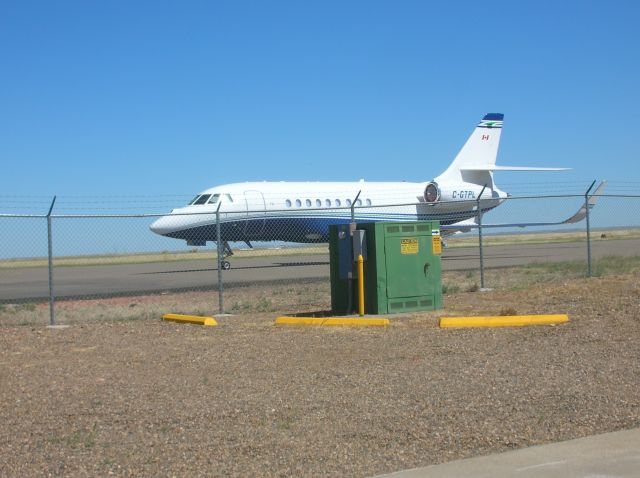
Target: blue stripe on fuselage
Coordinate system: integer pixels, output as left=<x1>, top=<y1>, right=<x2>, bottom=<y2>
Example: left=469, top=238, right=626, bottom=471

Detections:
left=163, top=206, right=497, bottom=244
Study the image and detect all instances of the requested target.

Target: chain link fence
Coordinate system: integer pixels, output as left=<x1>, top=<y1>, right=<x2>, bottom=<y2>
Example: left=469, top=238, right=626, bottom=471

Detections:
left=1, top=189, right=639, bottom=326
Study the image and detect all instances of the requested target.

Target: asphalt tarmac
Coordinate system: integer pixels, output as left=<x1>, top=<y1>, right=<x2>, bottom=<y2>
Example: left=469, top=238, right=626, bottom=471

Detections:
left=1, top=238, right=638, bottom=301
left=374, top=427, right=640, bottom=478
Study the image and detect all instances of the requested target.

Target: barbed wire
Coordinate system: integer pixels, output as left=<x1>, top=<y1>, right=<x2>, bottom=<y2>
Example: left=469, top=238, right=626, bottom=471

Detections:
left=2, top=182, right=640, bottom=214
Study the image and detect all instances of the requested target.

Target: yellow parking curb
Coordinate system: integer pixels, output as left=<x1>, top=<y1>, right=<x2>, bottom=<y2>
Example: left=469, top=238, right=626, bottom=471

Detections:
left=275, top=316, right=389, bottom=327
left=439, top=314, right=569, bottom=328
left=163, top=313, right=218, bottom=326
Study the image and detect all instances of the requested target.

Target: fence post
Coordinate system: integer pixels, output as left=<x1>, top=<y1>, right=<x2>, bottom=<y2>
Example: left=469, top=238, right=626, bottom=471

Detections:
left=350, top=190, right=361, bottom=224
left=216, top=203, right=224, bottom=314
left=477, top=185, right=487, bottom=289
left=47, top=196, right=57, bottom=326
left=585, top=180, right=596, bottom=277
left=346, top=190, right=362, bottom=314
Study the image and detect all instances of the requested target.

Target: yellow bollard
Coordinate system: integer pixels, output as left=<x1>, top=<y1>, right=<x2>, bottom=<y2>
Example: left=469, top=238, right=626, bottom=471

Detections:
left=357, top=254, right=365, bottom=316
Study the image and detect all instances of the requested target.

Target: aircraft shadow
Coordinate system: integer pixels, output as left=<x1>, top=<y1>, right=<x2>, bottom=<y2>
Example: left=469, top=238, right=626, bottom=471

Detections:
left=138, top=261, right=330, bottom=275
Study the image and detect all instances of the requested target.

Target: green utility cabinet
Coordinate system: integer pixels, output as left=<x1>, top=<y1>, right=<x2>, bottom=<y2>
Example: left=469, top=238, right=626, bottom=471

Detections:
left=329, top=221, right=442, bottom=314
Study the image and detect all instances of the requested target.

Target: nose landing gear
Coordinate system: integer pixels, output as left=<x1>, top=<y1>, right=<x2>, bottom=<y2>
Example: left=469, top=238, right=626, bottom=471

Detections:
left=217, top=241, right=235, bottom=270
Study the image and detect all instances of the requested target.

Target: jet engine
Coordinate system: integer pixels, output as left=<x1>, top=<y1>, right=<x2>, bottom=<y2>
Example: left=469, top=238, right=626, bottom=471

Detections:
left=423, top=182, right=440, bottom=203
left=424, top=181, right=488, bottom=203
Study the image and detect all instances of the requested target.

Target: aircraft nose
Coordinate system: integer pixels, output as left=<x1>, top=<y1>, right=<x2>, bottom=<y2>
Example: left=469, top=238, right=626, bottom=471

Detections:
left=149, top=215, right=174, bottom=236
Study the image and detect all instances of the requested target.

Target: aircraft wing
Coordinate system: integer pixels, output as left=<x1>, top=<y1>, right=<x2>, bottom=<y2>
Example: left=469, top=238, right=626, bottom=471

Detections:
left=440, top=218, right=477, bottom=236
left=441, top=180, right=607, bottom=234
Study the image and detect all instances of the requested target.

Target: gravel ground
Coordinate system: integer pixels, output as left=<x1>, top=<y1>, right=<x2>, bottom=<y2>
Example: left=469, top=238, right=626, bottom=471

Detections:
left=1, top=272, right=639, bottom=477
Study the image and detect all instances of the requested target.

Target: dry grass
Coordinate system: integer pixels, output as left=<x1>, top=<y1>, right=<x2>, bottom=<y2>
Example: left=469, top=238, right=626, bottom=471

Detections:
left=0, top=281, right=330, bottom=327
left=2, top=255, right=639, bottom=327
left=445, top=227, right=640, bottom=248
left=0, top=245, right=329, bottom=269
left=1, top=264, right=639, bottom=477
left=3, top=250, right=225, bottom=269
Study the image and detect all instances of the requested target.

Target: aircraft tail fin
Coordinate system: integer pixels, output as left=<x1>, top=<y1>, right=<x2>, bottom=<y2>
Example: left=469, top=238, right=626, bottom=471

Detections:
left=435, top=113, right=505, bottom=187
left=435, top=113, right=569, bottom=188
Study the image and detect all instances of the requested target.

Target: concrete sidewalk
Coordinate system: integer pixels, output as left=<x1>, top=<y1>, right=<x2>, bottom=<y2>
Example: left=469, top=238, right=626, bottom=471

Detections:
left=374, top=427, right=640, bottom=478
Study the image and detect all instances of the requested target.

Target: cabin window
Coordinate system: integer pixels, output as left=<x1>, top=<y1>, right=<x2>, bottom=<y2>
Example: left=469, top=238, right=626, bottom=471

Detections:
left=305, top=199, right=312, bottom=207
left=366, top=199, right=372, bottom=206
left=315, top=199, right=321, bottom=207
left=193, top=194, right=211, bottom=205
left=346, top=199, right=352, bottom=207
left=356, top=199, right=362, bottom=206
left=285, top=199, right=292, bottom=208
left=335, top=199, right=341, bottom=207
left=206, top=194, right=221, bottom=204
left=325, top=199, right=332, bottom=207
left=295, top=199, right=302, bottom=207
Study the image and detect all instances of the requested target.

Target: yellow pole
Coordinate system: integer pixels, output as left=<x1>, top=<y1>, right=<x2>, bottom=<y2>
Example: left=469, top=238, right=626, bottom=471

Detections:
left=357, top=254, right=365, bottom=316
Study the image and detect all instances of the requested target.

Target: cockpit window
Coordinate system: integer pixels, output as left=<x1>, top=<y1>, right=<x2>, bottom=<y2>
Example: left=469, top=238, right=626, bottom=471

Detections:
left=207, top=194, right=221, bottom=205
left=193, top=194, right=211, bottom=205
left=189, top=193, right=232, bottom=206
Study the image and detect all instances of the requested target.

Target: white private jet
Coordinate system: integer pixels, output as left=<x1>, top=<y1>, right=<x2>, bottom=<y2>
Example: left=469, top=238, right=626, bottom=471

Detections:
left=150, top=113, right=605, bottom=269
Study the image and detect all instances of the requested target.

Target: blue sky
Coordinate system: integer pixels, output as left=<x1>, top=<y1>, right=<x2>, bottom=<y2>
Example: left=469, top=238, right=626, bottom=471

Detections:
left=2, top=0, right=639, bottom=203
